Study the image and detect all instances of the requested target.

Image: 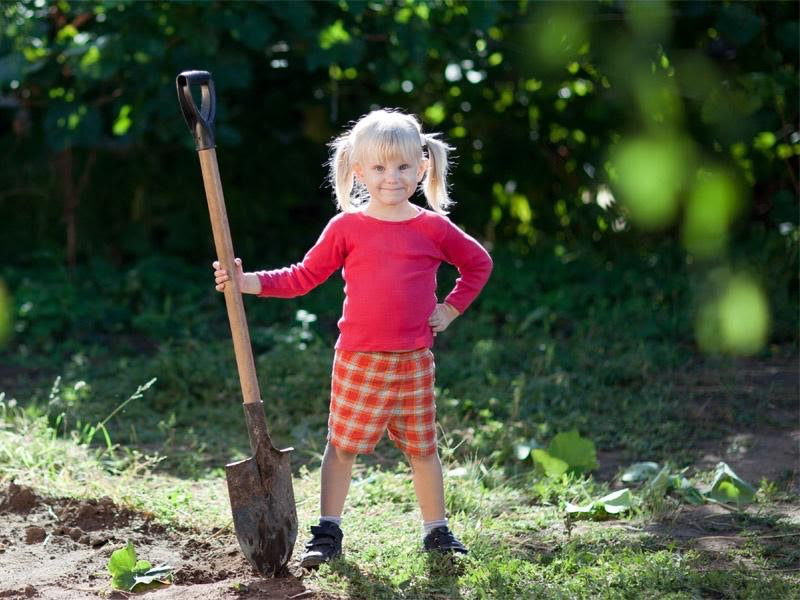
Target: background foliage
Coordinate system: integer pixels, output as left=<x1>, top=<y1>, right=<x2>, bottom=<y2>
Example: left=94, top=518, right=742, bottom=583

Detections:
left=0, top=0, right=797, bottom=354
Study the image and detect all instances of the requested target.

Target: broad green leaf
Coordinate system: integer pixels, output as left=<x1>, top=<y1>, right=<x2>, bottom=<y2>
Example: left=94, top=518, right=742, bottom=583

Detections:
left=621, top=462, right=660, bottom=483
left=565, top=500, right=594, bottom=514
left=643, top=465, right=671, bottom=498
left=532, top=449, right=569, bottom=478
left=108, top=541, right=137, bottom=591
left=108, top=541, right=136, bottom=576
left=597, top=488, right=633, bottom=514
left=673, top=477, right=706, bottom=505
left=134, top=559, right=152, bottom=572
left=566, top=488, right=633, bottom=520
left=132, top=565, right=173, bottom=592
left=108, top=541, right=172, bottom=592
left=708, top=462, right=755, bottom=505
left=548, top=430, right=598, bottom=474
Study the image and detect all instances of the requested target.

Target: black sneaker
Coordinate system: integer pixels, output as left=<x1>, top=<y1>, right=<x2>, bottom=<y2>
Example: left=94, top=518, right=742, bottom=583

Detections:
left=300, top=521, right=343, bottom=569
left=423, top=526, right=468, bottom=555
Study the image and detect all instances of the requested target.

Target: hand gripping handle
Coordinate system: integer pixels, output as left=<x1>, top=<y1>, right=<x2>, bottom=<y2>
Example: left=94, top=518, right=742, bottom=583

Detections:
left=176, top=70, right=216, bottom=150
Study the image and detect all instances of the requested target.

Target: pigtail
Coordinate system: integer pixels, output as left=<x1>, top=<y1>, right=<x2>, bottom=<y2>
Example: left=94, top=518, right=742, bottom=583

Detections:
left=421, top=132, right=455, bottom=214
left=328, top=133, right=357, bottom=212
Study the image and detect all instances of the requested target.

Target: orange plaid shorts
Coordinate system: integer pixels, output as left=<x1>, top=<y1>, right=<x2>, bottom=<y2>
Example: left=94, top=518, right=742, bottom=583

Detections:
left=327, top=348, right=438, bottom=457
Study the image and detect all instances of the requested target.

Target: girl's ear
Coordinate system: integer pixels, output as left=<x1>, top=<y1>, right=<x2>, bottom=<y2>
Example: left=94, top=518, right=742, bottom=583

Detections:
left=353, top=162, right=364, bottom=181
left=417, top=158, right=429, bottom=182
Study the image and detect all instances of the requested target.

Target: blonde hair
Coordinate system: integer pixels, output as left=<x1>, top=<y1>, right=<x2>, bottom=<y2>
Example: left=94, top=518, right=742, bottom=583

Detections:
left=328, top=109, right=454, bottom=214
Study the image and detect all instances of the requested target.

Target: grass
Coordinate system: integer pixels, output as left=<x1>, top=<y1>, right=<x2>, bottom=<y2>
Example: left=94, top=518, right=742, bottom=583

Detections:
left=0, top=237, right=798, bottom=598
left=1, top=395, right=797, bottom=598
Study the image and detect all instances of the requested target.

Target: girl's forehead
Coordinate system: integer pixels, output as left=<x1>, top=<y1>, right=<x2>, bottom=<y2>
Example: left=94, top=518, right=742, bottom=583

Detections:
left=362, top=153, right=420, bottom=165
left=356, top=135, right=422, bottom=164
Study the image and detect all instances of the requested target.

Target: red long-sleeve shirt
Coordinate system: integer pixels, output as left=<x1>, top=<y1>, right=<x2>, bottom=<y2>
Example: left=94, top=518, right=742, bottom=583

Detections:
left=255, top=208, right=493, bottom=351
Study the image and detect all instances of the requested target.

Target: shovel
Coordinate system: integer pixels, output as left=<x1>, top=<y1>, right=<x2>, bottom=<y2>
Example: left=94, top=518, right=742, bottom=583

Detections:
left=176, top=70, right=297, bottom=576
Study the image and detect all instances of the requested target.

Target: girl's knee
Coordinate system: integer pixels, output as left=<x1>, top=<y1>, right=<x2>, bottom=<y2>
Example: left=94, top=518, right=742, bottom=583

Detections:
left=327, top=443, right=357, bottom=463
left=406, top=450, right=440, bottom=466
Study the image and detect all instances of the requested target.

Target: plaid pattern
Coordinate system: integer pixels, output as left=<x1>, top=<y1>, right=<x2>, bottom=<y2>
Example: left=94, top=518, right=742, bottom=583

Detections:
left=328, top=348, right=437, bottom=456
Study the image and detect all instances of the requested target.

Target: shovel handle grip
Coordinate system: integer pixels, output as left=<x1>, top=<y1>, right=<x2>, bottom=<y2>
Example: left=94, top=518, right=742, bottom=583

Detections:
left=176, top=70, right=216, bottom=150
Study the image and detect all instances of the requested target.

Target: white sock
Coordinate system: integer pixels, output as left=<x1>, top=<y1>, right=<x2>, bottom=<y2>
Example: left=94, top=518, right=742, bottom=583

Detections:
left=423, top=518, right=448, bottom=535
left=319, top=516, right=341, bottom=526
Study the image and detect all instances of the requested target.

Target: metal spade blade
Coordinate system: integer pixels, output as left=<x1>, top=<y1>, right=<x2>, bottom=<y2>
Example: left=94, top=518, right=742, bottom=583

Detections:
left=226, top=402, right=297, bottom=576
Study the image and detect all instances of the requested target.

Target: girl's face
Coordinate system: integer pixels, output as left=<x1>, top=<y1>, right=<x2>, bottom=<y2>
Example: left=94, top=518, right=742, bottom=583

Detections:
left=354, top=155, right=427, bottom=209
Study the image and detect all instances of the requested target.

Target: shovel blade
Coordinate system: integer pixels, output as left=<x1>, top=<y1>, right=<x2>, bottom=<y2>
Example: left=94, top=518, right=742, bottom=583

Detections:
left=226, top=446, right=297, bottom=576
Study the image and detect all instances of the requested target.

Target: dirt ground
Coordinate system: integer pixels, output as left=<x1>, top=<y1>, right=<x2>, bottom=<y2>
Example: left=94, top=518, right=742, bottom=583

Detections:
left=0, top=357, right=797, bottom=599
left=0, top=483, right=331, bottom=600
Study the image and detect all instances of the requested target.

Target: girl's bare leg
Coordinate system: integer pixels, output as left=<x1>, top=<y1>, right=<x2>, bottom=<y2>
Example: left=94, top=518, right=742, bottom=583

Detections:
left=320, top=442, right=357, bottom=517
left=407, top=451, right=446, bottom=522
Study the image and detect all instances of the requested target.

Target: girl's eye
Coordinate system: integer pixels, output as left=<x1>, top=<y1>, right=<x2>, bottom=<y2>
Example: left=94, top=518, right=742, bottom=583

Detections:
left=399, top=164, right=410, bottom=170
left=374, top=166, right=384, bottom=172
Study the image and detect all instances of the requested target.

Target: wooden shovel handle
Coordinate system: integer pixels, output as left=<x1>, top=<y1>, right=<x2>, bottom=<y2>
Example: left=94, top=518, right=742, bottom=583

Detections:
left=198, top=148, right=261, bottom=406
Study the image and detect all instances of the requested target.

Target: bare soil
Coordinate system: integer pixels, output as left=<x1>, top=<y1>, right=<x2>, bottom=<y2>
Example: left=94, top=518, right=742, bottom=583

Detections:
left=0, top=483, right=330, bottom=600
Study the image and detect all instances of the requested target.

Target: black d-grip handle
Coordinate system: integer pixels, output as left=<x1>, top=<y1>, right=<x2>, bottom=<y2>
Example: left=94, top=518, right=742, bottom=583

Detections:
left=176, top=70, right=216, bottom=151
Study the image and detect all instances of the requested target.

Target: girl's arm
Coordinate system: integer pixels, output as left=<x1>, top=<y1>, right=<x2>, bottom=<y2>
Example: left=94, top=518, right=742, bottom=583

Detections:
left=241, top=272, right=262, bottom=294
left=213, top=258, right=260, bottom=294
left=438, top=219, right=493, bottom=314
left=255, top=218, right=347, bottom=298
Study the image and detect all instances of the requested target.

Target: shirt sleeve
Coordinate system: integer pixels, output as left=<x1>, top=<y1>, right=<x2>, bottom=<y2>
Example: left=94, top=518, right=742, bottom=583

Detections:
left=438, top=218, right=493, bottom=314
left=255, top=217, right=347, bottom=298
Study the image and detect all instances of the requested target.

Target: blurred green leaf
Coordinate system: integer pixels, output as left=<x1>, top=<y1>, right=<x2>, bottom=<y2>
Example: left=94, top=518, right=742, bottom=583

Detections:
left=319, top=20, right=351, bottom=50
left=682, top=170, right=742, bottom=258
left=696, top=273, right=770, bottom=356
left=611, top=136, right=690, bottom=229
left=566, top=488, right=633, bottom=520
left=532, top=448, right=570, bottom=477
left=621, top=461, right=660, bottom=483
left=534, top=430, right=597, bottom=477
left=708, top=462, right=756, bottom=505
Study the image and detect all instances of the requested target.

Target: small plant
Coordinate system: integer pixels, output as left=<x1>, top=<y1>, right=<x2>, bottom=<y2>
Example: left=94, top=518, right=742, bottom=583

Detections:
left=756, top=477, right=781, bottom=504
left=566, top=488, right=634, bottom=520
left=623, top=462, right=705, bottom=506
left=621, top=461, right=756, bottom=507
left=108, top=540, right=173, bottom=592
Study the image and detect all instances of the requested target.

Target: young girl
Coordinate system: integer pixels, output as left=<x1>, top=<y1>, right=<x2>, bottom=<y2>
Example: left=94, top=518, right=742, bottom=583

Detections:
left=212, top=109, right=492, bottom=568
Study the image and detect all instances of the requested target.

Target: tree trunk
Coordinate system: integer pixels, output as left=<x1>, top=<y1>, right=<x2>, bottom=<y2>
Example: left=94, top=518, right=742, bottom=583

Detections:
left=54, top=148, right=77, bottom=272
left=54, top=148, right=96, bottom=272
